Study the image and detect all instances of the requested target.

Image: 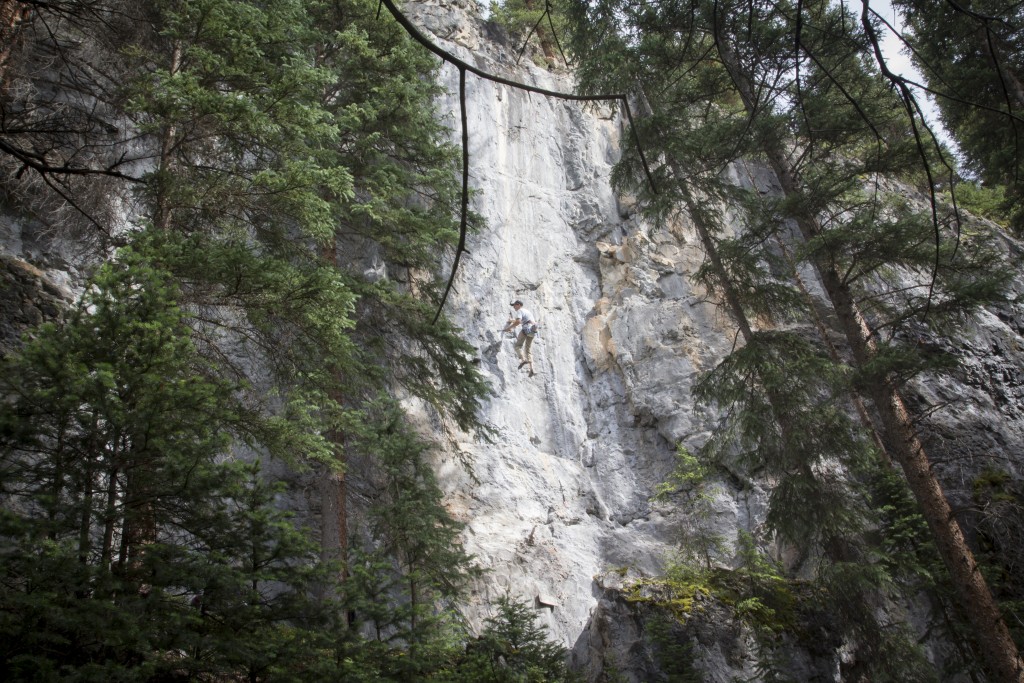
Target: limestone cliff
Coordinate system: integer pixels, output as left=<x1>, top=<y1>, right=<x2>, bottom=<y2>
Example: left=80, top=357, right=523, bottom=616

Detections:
left=405, top=0, right=761, bottom=665
left=402, top=1, right=1024, bottom=680
left=2, top=1, right=1023, bottom=679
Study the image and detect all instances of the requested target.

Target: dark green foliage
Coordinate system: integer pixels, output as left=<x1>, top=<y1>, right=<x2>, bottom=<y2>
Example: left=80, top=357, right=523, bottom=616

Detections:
left=893, top=0, right=1024, bottom=233
left=806, top=462, right=942, bottom=679
left=689, top=192, right=808, bottom=322
left=328, top=593, right=574, bottom=682
left=445, top=595, right=574, bottom=682
left=488, top=0, right=569, bottom=66
left=643, top=613, right=702, bottom=683
left=0, top=0, right=494, bottom=679
left=345, top=399, right=479, bottom=648
left=2, top=0, right=489, bottom=441
left=564, top=0, right=1018, bottom=674
left=815, top=559, right=937, bottom=683
left=0, top=250, right=343, bottom=681
left=948, top=181, right=1011, bottom=228
left=815, top=547, right=930, bottom=679
left=813, top=460, right=953, bottom=682
left=119, top=0, right=487, bottom=434
left=694, top=331, right=874, bottom=547
left=972, top=468, right=1024, bottom=647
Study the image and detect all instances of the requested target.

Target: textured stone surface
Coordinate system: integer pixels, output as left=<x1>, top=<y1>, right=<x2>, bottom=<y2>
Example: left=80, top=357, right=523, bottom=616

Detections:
left=0, top=215, right=80, bottom=351
left=404, top=0, right=752, bottom=664
left=404, top=2, right=1024, bottom=681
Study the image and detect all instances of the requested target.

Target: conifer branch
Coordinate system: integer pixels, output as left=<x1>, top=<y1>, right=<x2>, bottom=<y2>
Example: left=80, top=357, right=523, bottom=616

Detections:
left=546, top=0, right=571, bottom=67
left=514, top=6, right=548, bottom=67
left=793, top=0, right=813, bottom=150
left=968, top=4, right=1024, bottom=183
left=865, top=6, right=1024, bottom=126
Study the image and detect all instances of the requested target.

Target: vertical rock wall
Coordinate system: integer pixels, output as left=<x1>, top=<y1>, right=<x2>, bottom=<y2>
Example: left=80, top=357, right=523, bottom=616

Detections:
left=404, top=0, right=758, bottom=658
left=4, top=1, right=1021, bottom=678
left=404, top=3, right=1024, bottom=680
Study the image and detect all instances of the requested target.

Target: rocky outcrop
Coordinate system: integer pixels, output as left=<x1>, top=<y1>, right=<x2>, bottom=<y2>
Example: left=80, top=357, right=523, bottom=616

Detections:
left=405, top=2, right=1024, bottom=681
left=2, top=1, right=1021, bottom=679
left=0, top=256, right=65, bottom=343
left=403, top=0, right=761, bottom=675
left=571, top=571, right=845, bottom=683
left=0, top=216, right=80, bottom=351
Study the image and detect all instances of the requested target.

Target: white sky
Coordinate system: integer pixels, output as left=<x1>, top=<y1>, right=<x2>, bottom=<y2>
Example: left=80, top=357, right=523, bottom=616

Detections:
left=869, top=1, right=914, bottom=75
left=475, top=0, right=955, bottom=151
left=864, top=0, right=956, bottom=150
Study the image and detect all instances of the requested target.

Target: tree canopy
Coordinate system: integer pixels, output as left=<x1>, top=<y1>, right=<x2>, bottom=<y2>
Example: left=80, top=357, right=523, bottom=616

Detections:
left=3, top=0, right=1024, bottom=680
left=0, top=0, right=518, bottom=679
left=556, top=0, right=1023, bottom=680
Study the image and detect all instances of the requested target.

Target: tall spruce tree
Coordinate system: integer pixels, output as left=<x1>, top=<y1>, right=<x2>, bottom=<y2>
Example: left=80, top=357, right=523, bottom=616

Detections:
left=0, top=0, right=491, bottom=678
left=1, top=0, right=487, bottom=447
left=559, top=1, right=923, bottom=674
left=0, top=246, right=347, bottom=680
left=564, top=0, right=1020, bottom=679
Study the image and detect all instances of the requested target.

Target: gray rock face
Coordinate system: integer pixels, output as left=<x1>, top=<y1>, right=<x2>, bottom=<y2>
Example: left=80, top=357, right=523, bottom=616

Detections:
left=403, top=0, right=752, bottom=662
left=404, top=2, right=1024, bottom=681
left=0, top=214, right=82, bottom=350
left=3, top=1, right=1021, bottom=679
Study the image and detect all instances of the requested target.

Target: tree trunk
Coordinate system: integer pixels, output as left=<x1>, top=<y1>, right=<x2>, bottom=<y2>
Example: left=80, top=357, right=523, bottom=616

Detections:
left=678, top=182, right=755, bottom=342
left=0, top=1, right=29, bottom=83
left=715, top=31, right=1023, bottom=680
left=523, top=0, right=556, bottom=63
left=154, top=40, right=182, bottom=232
left=770, top=148, right=1022, bottom=683
left=100, top=463, right=118, bottom=569
left=320, top=239, right=348, bottom=582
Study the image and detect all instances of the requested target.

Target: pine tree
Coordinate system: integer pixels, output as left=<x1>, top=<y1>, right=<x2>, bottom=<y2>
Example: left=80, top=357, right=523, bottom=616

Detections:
left=447, top=595, right=573, bottom=683
left=354, top=399, right=480, bottom=673
left=0, top=244, right=345, bottom=680
left=1, top=0, right=488, bottom=449
left=0, top=0, right=492, bottom=676
left=489, top=0, right=568, bottom=66
left=564, top=0, right=1021, bottom=679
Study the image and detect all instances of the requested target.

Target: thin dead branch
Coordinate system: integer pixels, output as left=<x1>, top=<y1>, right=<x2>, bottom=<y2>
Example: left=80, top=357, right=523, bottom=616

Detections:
left=375, top=0, right=657, bottom=322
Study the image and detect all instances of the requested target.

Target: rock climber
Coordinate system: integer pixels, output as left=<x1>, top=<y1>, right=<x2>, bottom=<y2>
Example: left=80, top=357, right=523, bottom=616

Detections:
left=505, top=299, right=539, bottom=377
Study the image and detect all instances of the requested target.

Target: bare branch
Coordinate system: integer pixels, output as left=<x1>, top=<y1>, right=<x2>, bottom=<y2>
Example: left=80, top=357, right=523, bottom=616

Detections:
left=376, top=0, right=657, bottom=321
left=860, top=0, right=963, bottom=321
left=0, top=137, right=143, bottom=182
